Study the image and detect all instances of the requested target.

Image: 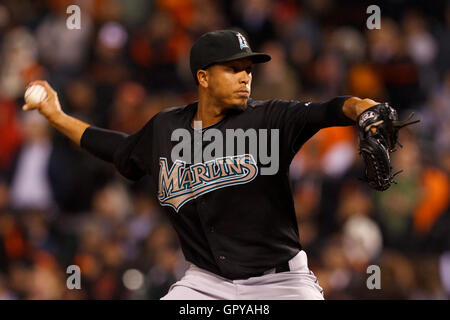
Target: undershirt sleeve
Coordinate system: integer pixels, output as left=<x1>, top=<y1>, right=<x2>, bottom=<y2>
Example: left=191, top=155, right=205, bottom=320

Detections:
left=290, top=96, right=354, bottom=153
left=262, top=96, right=355, bottom=162
left=80, top=118, right=155, bottom=181
left=80, top=126, right=128, bottom=163
left=306, top=96, right=354, bottom=130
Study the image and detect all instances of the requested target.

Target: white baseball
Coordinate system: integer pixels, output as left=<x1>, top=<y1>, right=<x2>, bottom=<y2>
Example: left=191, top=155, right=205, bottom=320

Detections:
left=24, top=84, right=47, bottom=106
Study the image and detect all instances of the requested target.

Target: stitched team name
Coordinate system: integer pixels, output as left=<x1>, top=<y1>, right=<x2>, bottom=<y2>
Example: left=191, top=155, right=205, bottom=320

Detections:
left=158, top=154, right=258, bottom=212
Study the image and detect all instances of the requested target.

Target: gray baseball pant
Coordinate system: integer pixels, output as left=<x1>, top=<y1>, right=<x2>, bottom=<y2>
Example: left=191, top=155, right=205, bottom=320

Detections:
left=161, top=250, right=324, bottom=300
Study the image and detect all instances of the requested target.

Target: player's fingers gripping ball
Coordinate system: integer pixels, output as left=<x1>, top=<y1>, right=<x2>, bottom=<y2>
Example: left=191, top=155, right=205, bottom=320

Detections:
left=23, top=84, right=47, bottom=110
left=356, top=103, right=420, bottom=191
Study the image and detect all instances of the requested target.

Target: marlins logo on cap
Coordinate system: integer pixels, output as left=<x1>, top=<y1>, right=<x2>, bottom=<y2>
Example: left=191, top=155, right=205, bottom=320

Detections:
left=189, top=30, right=271, bottom=83
left=236, top=32, right=250, bottom=50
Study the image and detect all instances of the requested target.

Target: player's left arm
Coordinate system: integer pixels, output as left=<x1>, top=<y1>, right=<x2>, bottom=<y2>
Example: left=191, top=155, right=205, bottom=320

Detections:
left=341, top=97, right=380, bottom=121
left=304, top=96, right=384, bottom=130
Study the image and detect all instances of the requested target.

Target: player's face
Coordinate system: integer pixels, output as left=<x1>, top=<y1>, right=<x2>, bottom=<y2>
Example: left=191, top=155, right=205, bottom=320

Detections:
left=207, top=58, right=253, bottom=110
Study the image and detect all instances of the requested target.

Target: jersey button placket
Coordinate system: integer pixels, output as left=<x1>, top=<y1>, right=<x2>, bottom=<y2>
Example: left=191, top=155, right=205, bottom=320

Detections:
left=196, top=198, right=221, bottom=261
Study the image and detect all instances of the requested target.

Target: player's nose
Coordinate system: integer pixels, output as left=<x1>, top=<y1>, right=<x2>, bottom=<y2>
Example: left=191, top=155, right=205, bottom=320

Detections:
left=238, top=70, right=251, bottom=84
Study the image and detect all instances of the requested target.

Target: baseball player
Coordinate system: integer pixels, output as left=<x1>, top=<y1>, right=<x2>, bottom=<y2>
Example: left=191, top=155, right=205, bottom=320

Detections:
left=23, top=30, right=417, bottom=299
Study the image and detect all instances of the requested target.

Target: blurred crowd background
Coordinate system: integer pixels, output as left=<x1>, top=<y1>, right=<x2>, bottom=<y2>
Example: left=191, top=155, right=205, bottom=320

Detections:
left=0, top=0, right=449, bottom=300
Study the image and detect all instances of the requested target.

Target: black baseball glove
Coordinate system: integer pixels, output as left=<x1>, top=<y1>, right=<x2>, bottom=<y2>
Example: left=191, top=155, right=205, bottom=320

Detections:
left=356, top=103, right=420, bottom=191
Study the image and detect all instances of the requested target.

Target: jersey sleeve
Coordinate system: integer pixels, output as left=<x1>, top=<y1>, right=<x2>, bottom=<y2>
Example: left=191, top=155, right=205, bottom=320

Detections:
left=80, top=126, right=128, bottom=163
left=81, top=119, right=155, bottom=181
left=306, top=96, right=354, bottom=129
left=112, top=117, right=155, bottom=181
left=264, top=96, right=354, bottom=156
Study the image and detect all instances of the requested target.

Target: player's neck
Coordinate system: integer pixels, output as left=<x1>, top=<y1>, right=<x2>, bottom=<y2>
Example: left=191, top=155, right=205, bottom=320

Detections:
left=194, top=97, right=227, bottom=128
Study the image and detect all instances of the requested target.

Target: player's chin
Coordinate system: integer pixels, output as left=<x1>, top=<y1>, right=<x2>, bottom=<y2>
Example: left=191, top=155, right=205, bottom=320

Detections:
left=229, top=96, right=248, bottom=110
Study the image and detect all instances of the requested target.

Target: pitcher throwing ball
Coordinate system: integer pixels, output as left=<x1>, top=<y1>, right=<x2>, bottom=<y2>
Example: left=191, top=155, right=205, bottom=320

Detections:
left=23, top=30, right=418, bottom=299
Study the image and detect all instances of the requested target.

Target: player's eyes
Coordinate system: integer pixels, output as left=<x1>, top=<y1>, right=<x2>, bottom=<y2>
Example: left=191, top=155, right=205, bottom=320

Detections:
left=228, top=66, right=252, bottom=74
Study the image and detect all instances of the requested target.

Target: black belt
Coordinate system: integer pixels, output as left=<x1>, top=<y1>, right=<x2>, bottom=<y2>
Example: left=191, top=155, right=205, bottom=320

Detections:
left=251, top=259, right=290, bottom=277
left=274, top=260, right=290, bottom=273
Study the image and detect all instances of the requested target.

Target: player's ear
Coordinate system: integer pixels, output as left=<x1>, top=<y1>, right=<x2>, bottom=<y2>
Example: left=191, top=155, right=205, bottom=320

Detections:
left=197, top=69, right=208, bottom=88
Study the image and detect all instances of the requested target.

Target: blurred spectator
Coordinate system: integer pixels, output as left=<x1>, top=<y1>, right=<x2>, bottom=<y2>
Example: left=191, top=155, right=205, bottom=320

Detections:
left=0, top=27, right=38, bottom=98
left=64, top=78, right=97, bottom=123
left=252, top=41, right=300, bottom=100
left=108, top=81, right=148, bottom=133
left=403, top=10, right=437, bottom=67
left=348, top=63, right=385, bottom=100
left=374, top=130, right=422, bottom=249
left=413, top=166, right=449, bottom=237
left=377, top=250, right=417, bottom=299
left=36, top=0, right=93, bottom=89
left=439, top=252, right=450, bottom=299
left=8, top=112, right=55, bottom=212
left=367, top=18, right=424, bottom=110
left=144, top=223, right=187, bottom=299
left=0, top=274, right=16, bottom=299
left=27, top=250, right=66, bottom=300
left=0, top=96, right=22, bottom=176
left=230, top=0, right=275, bottom=48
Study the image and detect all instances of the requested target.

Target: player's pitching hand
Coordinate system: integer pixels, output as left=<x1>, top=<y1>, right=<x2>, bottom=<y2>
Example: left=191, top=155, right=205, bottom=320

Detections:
left=22, top=80, right=63, bottom=121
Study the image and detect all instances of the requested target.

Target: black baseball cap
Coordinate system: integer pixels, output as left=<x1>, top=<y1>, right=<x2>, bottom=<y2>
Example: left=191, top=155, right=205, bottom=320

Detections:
left=190, top=30, right=271, bottom=84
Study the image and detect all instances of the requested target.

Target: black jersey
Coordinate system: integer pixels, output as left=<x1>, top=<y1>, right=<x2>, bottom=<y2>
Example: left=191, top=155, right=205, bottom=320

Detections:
left=81, top=97, right=353, bottom=280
